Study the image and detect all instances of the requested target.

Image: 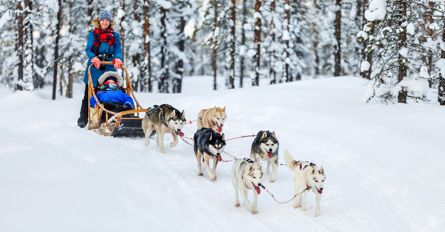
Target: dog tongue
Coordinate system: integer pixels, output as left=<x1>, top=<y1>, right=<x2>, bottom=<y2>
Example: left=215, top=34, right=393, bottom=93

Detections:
left=317, top=188, right=323, bottom=194
left=253, top=184, right=261, bottom=194
left=216, top=155, right=222, bottom=161
left=178, top=131, right=184, bottom=137
left=217, top=126, right=222, bottom=133
left=267, top=151, right=273, bottom=158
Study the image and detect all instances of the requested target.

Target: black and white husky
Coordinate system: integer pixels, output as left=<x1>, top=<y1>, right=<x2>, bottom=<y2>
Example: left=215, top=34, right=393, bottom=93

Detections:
left=250, top=130, right=279, bottom=182
left=193, top=128, right=226, bottom=181
left=232, top=158, right=263, bottom=214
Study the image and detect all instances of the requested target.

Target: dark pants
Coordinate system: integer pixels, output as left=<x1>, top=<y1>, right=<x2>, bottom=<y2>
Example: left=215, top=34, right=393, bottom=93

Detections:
left=79, top=84, right=89, bottom=122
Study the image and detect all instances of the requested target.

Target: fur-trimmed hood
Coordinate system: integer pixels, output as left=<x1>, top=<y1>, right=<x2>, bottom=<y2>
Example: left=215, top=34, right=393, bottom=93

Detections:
left=91, top=18, right=116, bottom=29
left=98, top=71, right=123, bottom=87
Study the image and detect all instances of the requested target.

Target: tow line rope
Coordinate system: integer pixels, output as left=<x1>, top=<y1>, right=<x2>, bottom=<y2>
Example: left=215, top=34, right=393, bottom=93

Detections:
left=225, top=134, right=256, bottom=141
left=259, top=183, right=311, bottom=204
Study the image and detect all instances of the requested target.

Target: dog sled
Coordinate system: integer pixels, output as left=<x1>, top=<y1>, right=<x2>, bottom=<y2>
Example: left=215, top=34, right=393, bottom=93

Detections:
left=87, top=61, right=146, bottom=137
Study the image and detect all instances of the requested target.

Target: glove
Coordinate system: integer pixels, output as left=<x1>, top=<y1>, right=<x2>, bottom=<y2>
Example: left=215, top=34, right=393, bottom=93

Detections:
left=91, top=57, right=101, bottom=69
left=113, top=58, right=123, bottom=69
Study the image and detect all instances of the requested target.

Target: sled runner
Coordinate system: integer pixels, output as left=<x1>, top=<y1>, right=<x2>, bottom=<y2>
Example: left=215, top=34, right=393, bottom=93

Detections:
left=87, top=61, right=146, bottom=137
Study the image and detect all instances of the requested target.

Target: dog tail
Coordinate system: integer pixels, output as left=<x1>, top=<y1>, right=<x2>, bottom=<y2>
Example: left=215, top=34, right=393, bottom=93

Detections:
left=285, top=149, right=298, bottom=170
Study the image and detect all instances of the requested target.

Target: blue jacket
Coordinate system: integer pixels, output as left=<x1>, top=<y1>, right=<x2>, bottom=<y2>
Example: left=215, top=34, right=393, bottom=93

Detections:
left=83, top=30, right=123, bottom=86
left=90, top=90, right=134, bottom=109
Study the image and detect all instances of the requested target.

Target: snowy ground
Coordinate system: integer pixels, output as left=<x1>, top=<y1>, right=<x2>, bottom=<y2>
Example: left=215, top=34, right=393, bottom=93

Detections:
left=0, top=76, right=444, bottom=232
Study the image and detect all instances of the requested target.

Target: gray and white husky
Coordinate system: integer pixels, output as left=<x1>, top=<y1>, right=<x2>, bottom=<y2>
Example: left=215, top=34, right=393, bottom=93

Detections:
left=250, top=130, right=279, bottom=182
left=232, top=158, right=263, bottom=214
left=142, top=104, right=186, bottom=153
left=194, top=128, right=226, bottom=181
left=285, top=150, right=326, bottom=217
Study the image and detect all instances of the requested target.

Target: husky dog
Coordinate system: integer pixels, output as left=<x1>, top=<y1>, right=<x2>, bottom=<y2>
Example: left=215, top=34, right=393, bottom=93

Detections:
left=194, top=128, right=226, bottom=181
left=232, top=158, right=263, bottom=214
left=250, top=130, right=279, bottom=182
left=197, top=106, right=226, bottom=133
left=285, top=150, right=326, bottom=217
left=142, top=104, right=186, bottom=153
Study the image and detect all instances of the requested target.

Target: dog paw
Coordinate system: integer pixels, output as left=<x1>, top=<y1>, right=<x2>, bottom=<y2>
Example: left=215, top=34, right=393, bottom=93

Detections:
left=198, top=172, right=203, bottom=176
left=210, top=176, right=217, bottom=181
left=293, top=204, right=300, bottom=209
left=250, top=209, right=258, bottom=214
left=270, top=179, right=276, bottom=183
left=234, top=203, right=240, bottom=207
left=170, top=141, right=178, bottom=147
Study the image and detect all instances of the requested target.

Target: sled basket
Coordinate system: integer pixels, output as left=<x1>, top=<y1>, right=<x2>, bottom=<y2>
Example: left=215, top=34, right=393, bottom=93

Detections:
left=87, top=61, right=146, bottom=138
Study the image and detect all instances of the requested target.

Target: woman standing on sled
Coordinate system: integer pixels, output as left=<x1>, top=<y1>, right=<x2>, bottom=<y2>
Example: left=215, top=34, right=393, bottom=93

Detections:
left=77, top=9, right=124, bottom=128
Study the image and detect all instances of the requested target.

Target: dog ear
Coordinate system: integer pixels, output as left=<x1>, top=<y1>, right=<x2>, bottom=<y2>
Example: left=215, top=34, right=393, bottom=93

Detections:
left=319, top=166, right=325, bottom=175
left=171, top=110, right=176, bottom=117
left=272, top=131, right=277, bottom=139
left=209, top=133, right=213, bottom=140
left=221, top=133, right=225, bottom=141
left=223, top=106, right=226, bottom=112
left=261, top=131, right=267, bottom=140
left=181, top=110, right=185, bottom=118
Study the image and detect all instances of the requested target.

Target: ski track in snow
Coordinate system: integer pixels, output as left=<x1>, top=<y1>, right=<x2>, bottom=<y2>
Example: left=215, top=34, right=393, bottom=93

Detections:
left=0, top=77, right=444, bottom=232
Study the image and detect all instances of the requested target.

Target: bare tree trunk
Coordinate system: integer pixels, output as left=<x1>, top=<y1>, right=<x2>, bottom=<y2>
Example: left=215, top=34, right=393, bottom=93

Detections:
left=52, top=0, right=62, bottom=100
left=239, top=0, right=247, bottom=88
left=269, top=0, right=277, bottom=84
left=159, top=7, right=169, bottom=93
left=424, top=1, right=435, bottom=87
left=143, top=0, right=152, bottom=92
left=438, top=9, right=445, bottom=105
left=212, top=0, right=218, bottom=90
left=131, top=2, right=142, bottom=92
left=119, top=0, right=126, bottom=61
left=361, top=0, right=372, bottom=80
left=397, top=0, right=407, bottom=103
left=312, top=0, right=320, bottom=77
left=253, top=0, right=261, bottom=86
left=87, top=0, right=94, bottom=19
left=24, top=0, right=35, bottom=89
left=173, top=16, right=185, bottom=93
left=228, top=0, right=236, bottom=89
left=334, top=0, right=342, bottom=76
left=66, top=0, right=74, bottom=98
left=283, top=0, right=290, bottom=82
left=15, top=1, right=24, bottom=91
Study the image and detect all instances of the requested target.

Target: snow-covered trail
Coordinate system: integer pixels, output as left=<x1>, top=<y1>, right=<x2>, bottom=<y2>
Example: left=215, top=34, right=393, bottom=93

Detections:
left=0, top=77, right=444, bottom=232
